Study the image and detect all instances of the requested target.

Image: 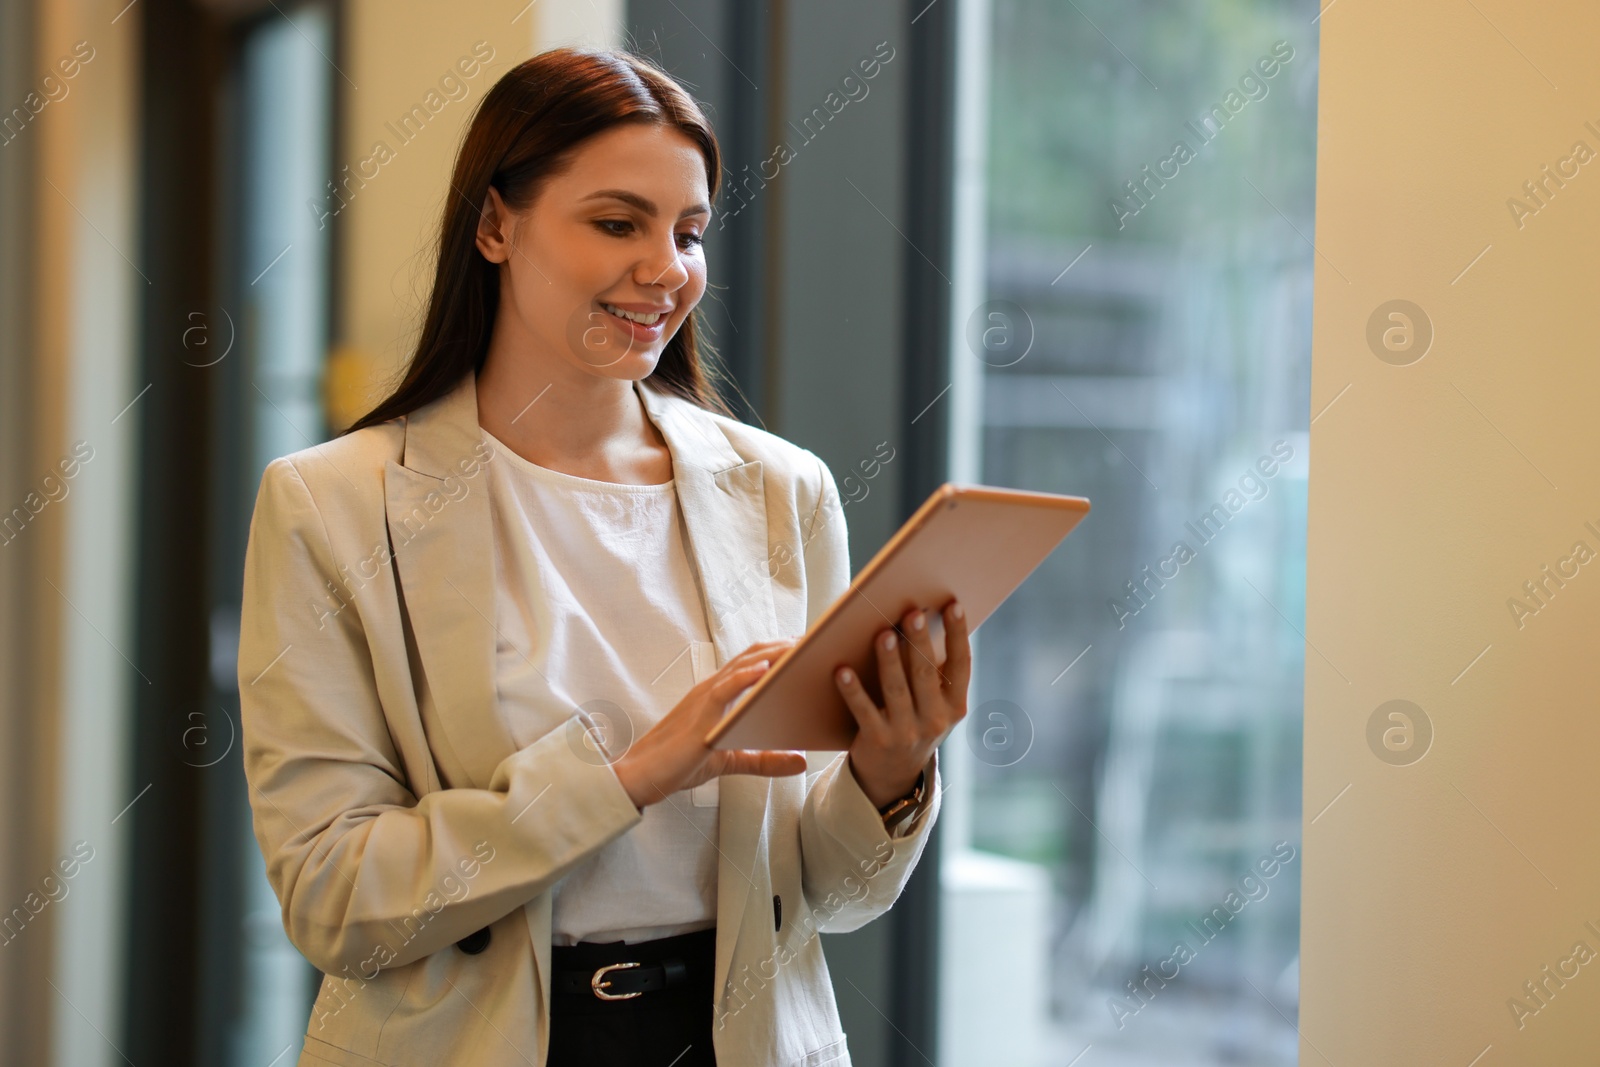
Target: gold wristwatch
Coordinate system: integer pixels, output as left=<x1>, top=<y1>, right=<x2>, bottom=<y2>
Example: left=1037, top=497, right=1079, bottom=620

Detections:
left=876, top=769, right=926, bottom=831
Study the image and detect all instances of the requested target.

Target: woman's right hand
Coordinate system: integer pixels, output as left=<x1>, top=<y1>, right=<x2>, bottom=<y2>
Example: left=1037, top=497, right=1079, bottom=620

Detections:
left=611, top=638, right=806, bottom=811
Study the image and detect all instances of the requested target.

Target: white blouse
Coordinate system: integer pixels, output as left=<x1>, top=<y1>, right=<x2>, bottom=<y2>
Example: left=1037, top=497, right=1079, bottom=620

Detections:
left=482, top=426, right=723, bottom=946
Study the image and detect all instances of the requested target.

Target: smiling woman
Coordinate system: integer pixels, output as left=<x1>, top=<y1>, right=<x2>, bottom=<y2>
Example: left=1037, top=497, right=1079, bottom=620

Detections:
left=239, top=47, right=959, bottom=1067
left=468, top=121, right=716, bottom=483
left=342, top=49, right=731, bottom=440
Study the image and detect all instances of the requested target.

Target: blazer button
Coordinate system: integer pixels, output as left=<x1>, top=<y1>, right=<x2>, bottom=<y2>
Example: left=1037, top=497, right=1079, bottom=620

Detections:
left=456, top=926, right=491, bottom=955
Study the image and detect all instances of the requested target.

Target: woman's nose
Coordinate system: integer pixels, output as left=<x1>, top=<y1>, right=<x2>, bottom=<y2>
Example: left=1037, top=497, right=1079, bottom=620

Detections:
left=636, top=240, right=689, bottom=291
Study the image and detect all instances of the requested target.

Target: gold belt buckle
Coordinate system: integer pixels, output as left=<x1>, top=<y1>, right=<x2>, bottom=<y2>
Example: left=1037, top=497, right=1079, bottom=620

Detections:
left=591, top=960, right=643, bottom=1000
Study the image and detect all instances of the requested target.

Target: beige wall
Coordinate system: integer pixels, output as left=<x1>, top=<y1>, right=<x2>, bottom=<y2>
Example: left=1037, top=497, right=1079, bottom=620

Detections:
left=11, top=3, right=144, bottom=1066
left=331, top=0, right=621, bottom=427
left=1305, top=3, right=1600, bottom=1062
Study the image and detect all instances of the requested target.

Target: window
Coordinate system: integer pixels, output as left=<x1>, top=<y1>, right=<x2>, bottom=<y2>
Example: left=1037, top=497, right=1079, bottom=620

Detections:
left=227, top=3, right=335, bottom=1060
left=940, top=2, right=1316, bottom=1063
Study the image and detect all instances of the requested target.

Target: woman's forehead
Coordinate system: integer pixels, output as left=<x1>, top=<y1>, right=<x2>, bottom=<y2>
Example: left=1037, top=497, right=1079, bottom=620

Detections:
left=546, top=124, right=710, bottom=206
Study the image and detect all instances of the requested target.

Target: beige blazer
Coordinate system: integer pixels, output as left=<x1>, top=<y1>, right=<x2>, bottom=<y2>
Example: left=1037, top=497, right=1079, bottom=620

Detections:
left=237, top=370, right=942, bottom=1067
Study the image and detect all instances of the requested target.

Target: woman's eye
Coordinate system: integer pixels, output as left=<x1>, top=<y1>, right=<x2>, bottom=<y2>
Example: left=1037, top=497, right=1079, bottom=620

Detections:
left=676, top=231, right=704, bottom=251
left=596, top=219, right=634, bottom=236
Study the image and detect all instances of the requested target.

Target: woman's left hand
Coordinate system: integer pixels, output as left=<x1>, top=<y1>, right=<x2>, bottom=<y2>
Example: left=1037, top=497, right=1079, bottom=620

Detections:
left=834, top=599, right=971, bottom=810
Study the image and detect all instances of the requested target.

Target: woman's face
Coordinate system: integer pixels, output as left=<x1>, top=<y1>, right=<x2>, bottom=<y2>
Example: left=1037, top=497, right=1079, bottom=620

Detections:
left=475, top=122, right=711, bottom=382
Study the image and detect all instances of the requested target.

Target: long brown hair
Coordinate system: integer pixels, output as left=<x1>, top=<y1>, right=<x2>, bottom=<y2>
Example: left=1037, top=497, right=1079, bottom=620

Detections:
left=340, top=48, right=732, bottom=436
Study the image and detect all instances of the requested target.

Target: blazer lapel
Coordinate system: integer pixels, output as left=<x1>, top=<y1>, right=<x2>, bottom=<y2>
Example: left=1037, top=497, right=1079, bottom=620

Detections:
left=633, top=381, right=780, bottom=1004
left=384, top=373, right=511, bottom=792
left=385, top=371, right=780, bottom=1002
left=633, top=379, right=780, bottom=661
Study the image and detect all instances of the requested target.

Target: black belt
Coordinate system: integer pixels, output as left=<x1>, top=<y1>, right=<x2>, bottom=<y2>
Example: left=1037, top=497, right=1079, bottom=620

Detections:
left=552, top=927, right=716, bottom=1002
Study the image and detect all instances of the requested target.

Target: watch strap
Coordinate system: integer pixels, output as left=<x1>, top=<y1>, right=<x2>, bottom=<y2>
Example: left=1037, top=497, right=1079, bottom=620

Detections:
left=876, top=769, right=926, bottom=829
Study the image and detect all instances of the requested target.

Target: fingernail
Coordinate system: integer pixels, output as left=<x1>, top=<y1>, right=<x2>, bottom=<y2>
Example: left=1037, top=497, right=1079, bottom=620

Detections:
left=910, top=611, right=925, bottom=632
left=838, top=668, right=853, bottom=684
left=951, top=602, right=964, bottom=621
left=882, top=631, right=897, bottom=650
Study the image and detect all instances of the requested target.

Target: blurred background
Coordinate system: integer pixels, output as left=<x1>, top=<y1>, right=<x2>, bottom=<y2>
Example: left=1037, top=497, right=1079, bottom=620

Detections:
left=0, top=0, right=1314, bottom=1064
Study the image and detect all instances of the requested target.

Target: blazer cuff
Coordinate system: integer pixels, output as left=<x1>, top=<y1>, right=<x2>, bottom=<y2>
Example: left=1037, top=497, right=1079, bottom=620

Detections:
left=885, top=751, right=938, bottom=839
left=486, top=716, right=644, bottom=858
left=819, top=748, right=941, bottom=849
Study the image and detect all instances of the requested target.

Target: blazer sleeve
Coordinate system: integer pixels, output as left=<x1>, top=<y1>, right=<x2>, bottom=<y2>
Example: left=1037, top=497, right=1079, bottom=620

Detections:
left=795, top=450, right=942, bottom=934
left=238, top=456, right=645, bottom=977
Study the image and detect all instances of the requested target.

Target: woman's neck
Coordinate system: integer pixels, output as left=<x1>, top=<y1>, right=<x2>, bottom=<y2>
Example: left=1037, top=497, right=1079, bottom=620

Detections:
left=475, top=351, right=672, bottom=485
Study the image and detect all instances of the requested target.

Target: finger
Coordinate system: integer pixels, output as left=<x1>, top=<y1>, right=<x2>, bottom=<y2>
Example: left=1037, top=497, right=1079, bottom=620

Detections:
left=706, top=659, right=771, bottom=703
left=942, top=599, right=972, bottom=695
left=717, top=749, right=807, bottom=778
left=708, top=641, right=790, bottom=684
left=900, top=608, right=944, bottom=722
left=707, top=641, right=792, bottom=680
left=735, top=638, right=798, bottom=661
left=834, top=664, right=886, bottom=734
left=874, top=627, right=915, bottom=731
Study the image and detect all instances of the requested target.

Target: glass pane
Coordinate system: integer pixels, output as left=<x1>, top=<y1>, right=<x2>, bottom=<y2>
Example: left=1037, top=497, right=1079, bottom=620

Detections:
left=230, top=4, right=335, bottom=1062
left=942, top=2, right=1316, bottom=1064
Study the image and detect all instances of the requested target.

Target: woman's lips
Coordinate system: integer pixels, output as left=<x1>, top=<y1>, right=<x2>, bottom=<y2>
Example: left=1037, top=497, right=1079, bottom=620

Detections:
left=600, top=302, right=667, bottom=342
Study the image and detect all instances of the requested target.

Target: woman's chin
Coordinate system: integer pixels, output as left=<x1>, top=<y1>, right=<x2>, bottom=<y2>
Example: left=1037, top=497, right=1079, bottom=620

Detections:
left=563, top=350, right=662, bottom=381
left=616, top=346, right=663, bottom=375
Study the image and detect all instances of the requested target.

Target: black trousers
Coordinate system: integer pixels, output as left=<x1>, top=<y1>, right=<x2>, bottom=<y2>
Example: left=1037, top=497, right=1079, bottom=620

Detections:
left=547, top=927, right=718, bottom=1066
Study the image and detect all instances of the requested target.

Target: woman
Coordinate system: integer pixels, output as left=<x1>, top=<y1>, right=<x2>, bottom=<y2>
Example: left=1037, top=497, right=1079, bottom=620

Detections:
left=238, top=48, right=969, bottom=1067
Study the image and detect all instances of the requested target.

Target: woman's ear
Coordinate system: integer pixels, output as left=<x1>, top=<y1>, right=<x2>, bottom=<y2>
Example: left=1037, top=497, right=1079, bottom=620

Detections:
left=474, top=185, right=512, bottom=263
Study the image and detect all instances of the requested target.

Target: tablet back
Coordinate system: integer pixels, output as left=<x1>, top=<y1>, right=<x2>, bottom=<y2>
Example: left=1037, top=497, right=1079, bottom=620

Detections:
left=705, top=482, right=1091, bottom=751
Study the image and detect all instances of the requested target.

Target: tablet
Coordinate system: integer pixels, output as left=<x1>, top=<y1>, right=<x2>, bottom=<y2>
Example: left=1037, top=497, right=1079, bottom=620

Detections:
left=704, top=482, right=1091, bottom=751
